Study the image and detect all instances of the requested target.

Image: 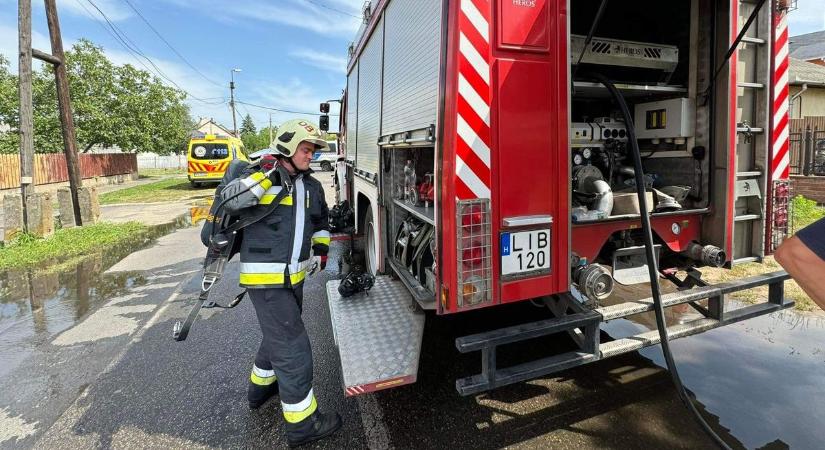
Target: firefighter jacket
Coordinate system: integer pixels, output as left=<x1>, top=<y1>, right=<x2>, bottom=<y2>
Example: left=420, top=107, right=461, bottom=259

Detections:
left=221, top=167, right=330, bottom=289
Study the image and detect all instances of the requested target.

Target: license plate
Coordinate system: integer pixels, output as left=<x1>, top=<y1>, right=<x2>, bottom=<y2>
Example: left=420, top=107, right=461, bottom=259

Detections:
left=194, top=172, right=207, bottom=177
left=500, top=229, right=551, bottom=276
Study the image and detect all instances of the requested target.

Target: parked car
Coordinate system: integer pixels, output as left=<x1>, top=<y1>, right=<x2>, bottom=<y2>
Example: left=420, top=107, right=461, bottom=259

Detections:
left=311, top=141, right=339, bottom=171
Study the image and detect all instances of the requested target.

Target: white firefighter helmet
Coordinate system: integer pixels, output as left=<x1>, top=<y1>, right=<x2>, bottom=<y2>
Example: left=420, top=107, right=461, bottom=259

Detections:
left=273, top=119, right=328, bottom=157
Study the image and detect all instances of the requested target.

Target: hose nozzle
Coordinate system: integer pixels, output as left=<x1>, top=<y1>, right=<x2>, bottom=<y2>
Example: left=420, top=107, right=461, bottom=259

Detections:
left=573, top=263, right=614, bottom=306
left=685, top=242, right=726, bottom=268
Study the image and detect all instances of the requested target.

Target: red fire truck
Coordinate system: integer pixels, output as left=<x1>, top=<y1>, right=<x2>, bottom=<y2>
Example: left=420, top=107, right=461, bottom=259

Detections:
left=322, top=0, right=796, bottom=397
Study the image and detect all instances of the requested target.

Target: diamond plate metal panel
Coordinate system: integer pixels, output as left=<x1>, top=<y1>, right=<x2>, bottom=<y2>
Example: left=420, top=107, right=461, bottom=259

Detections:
left=326, top=276, right=424, bottom=394
left=599, top=318, right=720, bottom=358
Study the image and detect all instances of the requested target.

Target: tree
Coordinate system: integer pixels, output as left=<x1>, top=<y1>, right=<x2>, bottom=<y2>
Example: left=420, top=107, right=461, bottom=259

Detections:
left=240, top=114, right=256, bottom=136
left=0, top=39, right=192, bottom=154
left=0, top=55, right=19, bottom=152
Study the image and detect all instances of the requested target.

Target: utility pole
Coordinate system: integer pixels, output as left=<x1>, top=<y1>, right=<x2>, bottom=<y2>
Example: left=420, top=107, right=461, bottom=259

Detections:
left=269, top=113, right=273, bottom=146
left=18, top=0, right=35, bottom=231
left=229, top=68, right=241, bottom=137
left=43, top=0, right=83, bottom=225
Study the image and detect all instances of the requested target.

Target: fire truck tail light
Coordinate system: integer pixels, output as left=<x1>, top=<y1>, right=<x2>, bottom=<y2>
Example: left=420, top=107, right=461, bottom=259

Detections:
left=461, top=206, right=483, bottom=228
left=457, top=199, right=493, bottom=307
left=462, top=275, right=486, bottom=305
left=462, top=242, right=483, bottom=268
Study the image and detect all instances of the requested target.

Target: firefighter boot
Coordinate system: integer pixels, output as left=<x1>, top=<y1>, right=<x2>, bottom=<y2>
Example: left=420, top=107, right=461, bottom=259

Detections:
left=248, top=366, right=279, bottom=409
left=285, top=410, right=343, bottom=447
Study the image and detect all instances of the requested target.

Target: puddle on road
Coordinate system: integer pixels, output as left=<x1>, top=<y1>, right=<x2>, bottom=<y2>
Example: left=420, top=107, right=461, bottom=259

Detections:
left=601, top=284, right=825, bottom=449
left=0, top=211, right=203, bottom=378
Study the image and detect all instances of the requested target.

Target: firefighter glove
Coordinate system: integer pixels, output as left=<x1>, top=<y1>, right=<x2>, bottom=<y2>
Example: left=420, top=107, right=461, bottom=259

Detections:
left=308, top=255, right=327, bottom=276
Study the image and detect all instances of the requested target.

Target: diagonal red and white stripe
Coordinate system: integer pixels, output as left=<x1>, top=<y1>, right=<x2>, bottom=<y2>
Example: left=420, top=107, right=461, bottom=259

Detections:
left=771, top=11, right=790, bottom=181
left=456, top=0, right=492, bottom=200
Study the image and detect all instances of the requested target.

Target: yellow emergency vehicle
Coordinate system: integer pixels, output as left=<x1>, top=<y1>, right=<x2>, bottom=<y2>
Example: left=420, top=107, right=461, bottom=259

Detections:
left=186, top=132, right=248, bottom=186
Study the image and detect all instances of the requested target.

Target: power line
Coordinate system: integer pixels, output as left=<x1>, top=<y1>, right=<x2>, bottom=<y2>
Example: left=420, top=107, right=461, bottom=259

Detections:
left=235, top=99, right=339, bottom=116
left=81, top=0, right=223, bottom=105
left=118, top=0, right=224, bottom=88
left=303, top=0, right=361, bottom=19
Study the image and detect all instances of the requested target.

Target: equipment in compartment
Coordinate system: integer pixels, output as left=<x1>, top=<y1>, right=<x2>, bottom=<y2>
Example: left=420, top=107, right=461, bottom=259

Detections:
left=393, top=155, right=436, bottom=209
left=572, top=165, right=613, bottom=222
left=571, top=117, right=624, bottom=222
left=417, top=173, right=435, bottom=207
left=633, top=98, right=695, bottom=141
left=403, top=160, right=418, bottom=205
left=386, top=146, right=436, bottom=292
left=393, top=216, right=435, bottom=290
left=572, top=117, right=628, bottom=144
left=570, top=34, right=679, bottom=82
left=570, top=110, right=695, bottom=221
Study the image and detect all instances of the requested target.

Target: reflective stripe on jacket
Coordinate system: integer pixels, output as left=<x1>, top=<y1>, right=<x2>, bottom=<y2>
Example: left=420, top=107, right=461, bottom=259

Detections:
left=227, top=168, right=329, bottom=289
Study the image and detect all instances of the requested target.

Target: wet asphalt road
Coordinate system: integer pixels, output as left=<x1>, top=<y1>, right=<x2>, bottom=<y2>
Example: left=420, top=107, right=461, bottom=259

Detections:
left=3, top=233, right=725, bottom=450
left=3, top=203, right=824, bottom=448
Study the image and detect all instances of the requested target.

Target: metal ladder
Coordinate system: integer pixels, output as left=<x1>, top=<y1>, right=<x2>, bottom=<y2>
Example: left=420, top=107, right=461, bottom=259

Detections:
left=731, top=0, right=772, bottom=264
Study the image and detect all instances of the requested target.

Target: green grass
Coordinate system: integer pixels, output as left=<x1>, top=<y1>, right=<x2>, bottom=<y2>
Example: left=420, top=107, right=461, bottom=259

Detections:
left=99, top=178, right=211, bottom=204
left=699, top=195, right=825, bottom=311
left=138, top=168, right=186, bottom=178
left=0, top=222, right=149, bottom=271
left=791, top=195, right=825, bottom=233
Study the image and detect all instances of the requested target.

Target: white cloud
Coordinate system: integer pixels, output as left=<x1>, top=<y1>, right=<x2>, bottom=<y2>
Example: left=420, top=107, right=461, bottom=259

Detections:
left=57, top=0, right=133, bottom=22
left=0, top=22, right=51, bottom=72
left=289, top=48, right=347, bottom=74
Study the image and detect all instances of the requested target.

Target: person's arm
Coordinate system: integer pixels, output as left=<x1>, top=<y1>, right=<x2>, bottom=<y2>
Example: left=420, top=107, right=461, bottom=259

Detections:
left=309, top=182, right=331, bottom=272
left=775, top=218, right=825, bottom=309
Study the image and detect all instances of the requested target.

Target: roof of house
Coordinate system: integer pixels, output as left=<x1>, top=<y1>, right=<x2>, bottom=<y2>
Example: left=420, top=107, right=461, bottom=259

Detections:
left=790, top=57, right=825, bottom=86
left=194, top=117, right=233, bottom=136
left=789, top=30, right=825, bottom=61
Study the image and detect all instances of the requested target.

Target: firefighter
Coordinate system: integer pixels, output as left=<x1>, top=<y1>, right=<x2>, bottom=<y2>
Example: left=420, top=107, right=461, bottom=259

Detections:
left=221, top=119, right=339, bottom=446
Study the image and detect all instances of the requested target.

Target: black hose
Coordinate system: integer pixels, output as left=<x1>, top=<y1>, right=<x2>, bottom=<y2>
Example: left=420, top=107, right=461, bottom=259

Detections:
left=572, top=0, right=610, bottom=81
left=590, top=73, right=732, bottom=450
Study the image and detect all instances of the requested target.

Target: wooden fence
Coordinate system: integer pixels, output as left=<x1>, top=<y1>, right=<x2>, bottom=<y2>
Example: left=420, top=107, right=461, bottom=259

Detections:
left=0, top=153, right=137, bottom=189
left=790, top=117, right=825, bottom=133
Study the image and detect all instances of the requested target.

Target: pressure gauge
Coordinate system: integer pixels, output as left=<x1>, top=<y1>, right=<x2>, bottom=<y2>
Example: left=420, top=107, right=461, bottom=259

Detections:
left=671, top=222, right=681, bottom=235
left=573, top=153, right=584, bottom=165
left=582, top=148, right=592, bottom=159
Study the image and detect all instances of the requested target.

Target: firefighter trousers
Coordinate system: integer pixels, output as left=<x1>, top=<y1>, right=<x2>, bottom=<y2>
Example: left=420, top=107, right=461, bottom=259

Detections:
left=249, top=287, right=316, bottom=417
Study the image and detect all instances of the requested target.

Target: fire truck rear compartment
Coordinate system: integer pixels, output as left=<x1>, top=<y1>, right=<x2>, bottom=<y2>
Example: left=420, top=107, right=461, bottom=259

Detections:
left=569, top=0, right=721, bottom=298
left=373, top=0, right=722, bottom=305
left=382, top=145, right=438, bottom=308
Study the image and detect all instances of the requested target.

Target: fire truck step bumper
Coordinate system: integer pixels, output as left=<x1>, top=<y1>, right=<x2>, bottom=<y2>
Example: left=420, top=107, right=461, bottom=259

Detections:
left=600, top=301, right=789, bottom=358
left=455, top=271, right=793, bottom=396
left=455, top=310, right=602, bottom=396
left=326, top=277, right=425, bottom=397
left=597, top=271, right=792, bottom=321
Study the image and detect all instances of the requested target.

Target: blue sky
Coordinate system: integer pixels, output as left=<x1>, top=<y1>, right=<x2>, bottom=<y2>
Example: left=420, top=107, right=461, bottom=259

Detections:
left=0, top=0, right=364, bottom=132
left=1, top=0, right=824, bottom=133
